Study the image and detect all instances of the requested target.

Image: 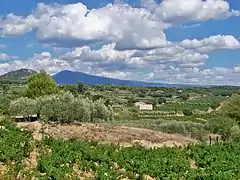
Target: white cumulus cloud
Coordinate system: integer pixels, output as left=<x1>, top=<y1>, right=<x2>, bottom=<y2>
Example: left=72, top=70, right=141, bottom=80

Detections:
left=1, top=1, right=239, bottom=49
left=181, top=35, right=240, bottom=53
left=0, top=14, right=37, bottom=37
left=152, top=0, right=239, bottom=23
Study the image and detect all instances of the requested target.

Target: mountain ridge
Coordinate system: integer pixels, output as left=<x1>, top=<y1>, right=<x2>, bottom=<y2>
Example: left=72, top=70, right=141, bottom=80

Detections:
left=52, top=70, right=195, bottom=87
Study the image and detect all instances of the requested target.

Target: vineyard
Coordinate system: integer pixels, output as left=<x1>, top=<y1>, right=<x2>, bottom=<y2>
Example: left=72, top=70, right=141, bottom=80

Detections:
left=1, top=121, right=240, bottom=179
left=156, top=103, right=210, bottom=112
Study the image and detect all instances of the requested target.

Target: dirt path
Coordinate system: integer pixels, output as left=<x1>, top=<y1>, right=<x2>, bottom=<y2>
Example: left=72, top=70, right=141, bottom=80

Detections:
left=17, top=121, right=197, bottom=148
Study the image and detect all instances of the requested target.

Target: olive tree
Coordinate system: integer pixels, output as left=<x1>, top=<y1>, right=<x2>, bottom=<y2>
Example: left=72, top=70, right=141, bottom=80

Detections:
left=72, top=97, right=91, bottom=122
left=39, top=94, right=62, bottom=122
left=10, top=91, right=115, bottom=123
left=9, top=97, right=38, bottom=118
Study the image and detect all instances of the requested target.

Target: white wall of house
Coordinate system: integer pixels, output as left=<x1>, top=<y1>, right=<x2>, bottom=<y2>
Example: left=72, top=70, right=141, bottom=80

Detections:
left=135, top=102, right=153, bottom=111
left=139, top=104, right=153, bottom=110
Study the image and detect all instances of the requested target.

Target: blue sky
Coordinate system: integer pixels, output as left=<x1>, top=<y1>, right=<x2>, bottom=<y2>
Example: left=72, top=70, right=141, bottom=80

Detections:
left=0, top=0, right=240, bottom=85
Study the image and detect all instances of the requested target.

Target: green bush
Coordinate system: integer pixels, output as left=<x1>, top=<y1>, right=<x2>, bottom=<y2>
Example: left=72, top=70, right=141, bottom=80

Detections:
left=210, top=101, right=220, bottom=110
left=39, top=94, right=66, bottom=122
left=94, top=99, right=113, bottom=121
left=72, top=98, right=91, bottom=122
left=9, top=97, right=38, bottom=118
left=206, top=116, right=238, bottom=140
left=152, top=121, right=204, bottom=137
left=157, top=122, right=188, bottom=135
left=182, top=109, right=193, bottom=116
left=190, top=128, right=209, bottom=141
left=230, top=125, right=240, bottom=142
left=220, top=94, right=240, bottom=122
left=10, top=92, right=114, bottom=123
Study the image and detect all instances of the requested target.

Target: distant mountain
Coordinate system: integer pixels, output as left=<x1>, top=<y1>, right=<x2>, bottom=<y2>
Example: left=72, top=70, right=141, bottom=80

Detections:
left=52, top=70, right=193, bottom=87
left=0, top=69, right=37, bottom=80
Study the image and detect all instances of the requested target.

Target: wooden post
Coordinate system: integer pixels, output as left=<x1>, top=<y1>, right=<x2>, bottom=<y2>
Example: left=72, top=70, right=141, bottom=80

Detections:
left=209, top=136, right=211, bottom=145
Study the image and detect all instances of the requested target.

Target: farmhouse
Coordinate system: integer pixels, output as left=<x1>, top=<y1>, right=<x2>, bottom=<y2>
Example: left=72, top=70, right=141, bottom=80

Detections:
left=134, top=102, right=153, bottom=111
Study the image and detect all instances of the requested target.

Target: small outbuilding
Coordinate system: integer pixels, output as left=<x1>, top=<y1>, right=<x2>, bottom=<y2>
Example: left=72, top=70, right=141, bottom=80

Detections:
left=134, top=102, right=153, bottom=111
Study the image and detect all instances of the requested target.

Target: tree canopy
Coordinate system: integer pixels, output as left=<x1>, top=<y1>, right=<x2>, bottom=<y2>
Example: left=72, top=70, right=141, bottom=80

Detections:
left=26, top=71, right=58, bottom=98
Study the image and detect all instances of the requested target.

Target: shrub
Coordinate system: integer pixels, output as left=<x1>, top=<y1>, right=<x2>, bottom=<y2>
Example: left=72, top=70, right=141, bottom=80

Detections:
left=39, top=94, right=63, bottom=122
left=182, top=109, right=193, bottom=116
left=190, top=128, right=209, bottom=141
left=210, top=102, right=220, bottom=110
left=153, top=121, right=204, bottom=137
left=158, top=98, right=167, bottom=104
left=220, top=94, right=240, bottom=123
left=94, top=99, right=112, bottom=121
left=230, top=125, right=240, bottom=142
left=157, top=122, right=188, bottom=135
left=72, top=98, right=91, bottom=122
left=0, top=94, right=14, bottom=115
left=10, top=92, right=114, bottom=123
left=206, top=116, right=238, bottom=140
left=9, top=97, right=38, bottom=118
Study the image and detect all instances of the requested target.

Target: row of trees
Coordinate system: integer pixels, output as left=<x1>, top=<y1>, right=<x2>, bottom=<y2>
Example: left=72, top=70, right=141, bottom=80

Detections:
left=10, top=92, right=114, bottom=122
left=7, top=71, right=114, bottom=122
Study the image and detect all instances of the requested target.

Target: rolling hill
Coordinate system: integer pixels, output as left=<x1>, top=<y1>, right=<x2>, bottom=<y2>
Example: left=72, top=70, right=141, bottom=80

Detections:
left=0, top=69, right=37, bottom=80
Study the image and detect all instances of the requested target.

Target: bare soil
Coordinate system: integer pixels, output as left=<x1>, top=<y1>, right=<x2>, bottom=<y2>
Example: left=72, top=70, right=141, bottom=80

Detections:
left=17, top=121, right=197, bottom=148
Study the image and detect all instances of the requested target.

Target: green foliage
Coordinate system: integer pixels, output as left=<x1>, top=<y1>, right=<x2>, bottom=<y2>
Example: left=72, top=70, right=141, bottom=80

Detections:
left=77, top=82, right=85, bottom=93
left=94, top=99, right=113, bottom=121
left=182, top=109, right=193, bottom=116
left=230, top=125, right=240, bottom=142
left=156, top=103, right=210, bottom=112
left=158, top=97, right=167, bottom=104
left=9, top=97, right=38, bottom=118
left=33, top=137, right=240, bottom=179
left=206, top=116, right=238, bottom=140
left=92, top=94, right=103, bottom=102
left=179, top=94, right=189, bottom=100
left=210, top=101, right=220, bottom=110
left=0, top=121, right=32, bottom=163
left=3, top=120, right=240, bottom=179
left=220, top=94, right=240, bottom=122
left=115, top=107, right=140, bottom=120
left=39, top=94, right=67, bottom=122
left=104, top=98, right=112, bottom=106
left=127, top=97, right=136, bottom=106
left=0, top=94, right=16, bottom=115
left=152, top=121, right=204, bottom=137
left=10, top=92, right=114, bottom=123
left=214, top=90, right=232, bottom=97
left=26, top=71, right=58, bottom=98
